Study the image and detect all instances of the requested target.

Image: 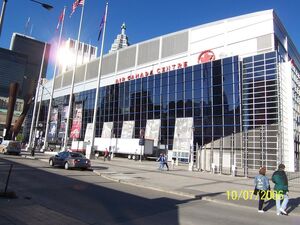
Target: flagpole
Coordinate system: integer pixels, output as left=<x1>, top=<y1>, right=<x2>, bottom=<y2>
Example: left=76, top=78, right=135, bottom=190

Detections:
left=63, top=1, right=85, bottom=150
left=89, top=2, right=108, bottom=159
left=43, top=6, right=66, bottom=151
left=26, top=43, right=47, bottom=156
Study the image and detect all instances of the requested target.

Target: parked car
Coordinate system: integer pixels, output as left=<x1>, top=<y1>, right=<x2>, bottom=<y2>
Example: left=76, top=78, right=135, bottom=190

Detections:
left=49, top=151, right=91, bottom=170
left=0, top=140, right=21, bottom=155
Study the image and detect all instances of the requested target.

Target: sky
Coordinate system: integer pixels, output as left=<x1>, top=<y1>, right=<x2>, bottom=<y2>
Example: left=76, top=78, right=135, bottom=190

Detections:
left=0, top=0, right=299, bottom=79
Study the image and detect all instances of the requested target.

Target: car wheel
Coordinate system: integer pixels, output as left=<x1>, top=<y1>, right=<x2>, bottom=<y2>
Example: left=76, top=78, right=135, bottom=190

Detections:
left=49, top=159, right=54, bottom=166
left=64, top=162, right=69, bottom=170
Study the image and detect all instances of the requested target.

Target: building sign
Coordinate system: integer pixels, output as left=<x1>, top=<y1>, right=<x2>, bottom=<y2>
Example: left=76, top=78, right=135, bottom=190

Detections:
left=70, top=103, right=83, bottom=139
left=198, top=50, right=215, bottom=64
left=115, top=61, right=188, bottom=84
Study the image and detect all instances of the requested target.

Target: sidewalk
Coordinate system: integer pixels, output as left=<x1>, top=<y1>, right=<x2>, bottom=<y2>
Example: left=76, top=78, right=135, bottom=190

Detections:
left=8, top=152, right=300, bottom=216
left=88, top=156, right=300, bottom=215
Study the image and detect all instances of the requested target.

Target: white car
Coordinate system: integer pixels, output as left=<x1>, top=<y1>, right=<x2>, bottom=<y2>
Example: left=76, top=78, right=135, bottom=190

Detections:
left=0, top=140, right=21, bottom=155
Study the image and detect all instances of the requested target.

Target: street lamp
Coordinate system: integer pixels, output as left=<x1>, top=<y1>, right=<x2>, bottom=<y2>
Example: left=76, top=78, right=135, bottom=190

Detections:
left=0, top=0, right=53, bottom=39
left=30, top=0, right=53, bottom=10
left=188, top=126, right=194, bottom=171
left=26, top=43, right=47, bottom=156
left=0, top=0, right=8, bottom=38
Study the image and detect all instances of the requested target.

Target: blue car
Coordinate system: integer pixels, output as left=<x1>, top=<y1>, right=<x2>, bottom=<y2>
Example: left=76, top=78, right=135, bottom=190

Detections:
left=49, top=151, right=91, bottom=170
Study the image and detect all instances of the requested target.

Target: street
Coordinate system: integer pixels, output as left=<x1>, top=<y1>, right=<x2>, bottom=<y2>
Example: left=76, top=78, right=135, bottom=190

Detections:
left=0, top=154, right=300, bottom=225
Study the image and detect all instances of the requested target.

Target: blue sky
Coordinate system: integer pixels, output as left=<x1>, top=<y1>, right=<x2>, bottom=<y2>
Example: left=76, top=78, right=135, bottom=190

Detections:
left=1, top=0, right=299, bottom=79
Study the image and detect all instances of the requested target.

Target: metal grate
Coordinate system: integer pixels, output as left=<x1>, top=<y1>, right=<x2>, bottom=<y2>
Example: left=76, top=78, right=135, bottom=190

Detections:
left=161, top=31, right=188, bottom=58
left=137, top=39, right=160, bottom=65
left=257, top=34, right=272, bottom=52
left=62, top=70, right=73, bottom=87
left=117, top=46, right=137, bottom=72
left=54, top=75, right=62, bottom=89
left=75, top=64, right=86, bottom=84
left=101, top=53, right=117, bottom=76
left=86, top=58, right=99, bottom=81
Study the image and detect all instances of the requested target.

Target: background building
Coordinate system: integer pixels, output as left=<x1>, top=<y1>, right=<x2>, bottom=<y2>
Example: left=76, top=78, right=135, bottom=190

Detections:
left=0, top=33, right=50, bottom=138
left=57, top=38, right=97, bottom=75
left=109, top=23, right=130, bottom=53
left=39, top=10, right=300, bottom=172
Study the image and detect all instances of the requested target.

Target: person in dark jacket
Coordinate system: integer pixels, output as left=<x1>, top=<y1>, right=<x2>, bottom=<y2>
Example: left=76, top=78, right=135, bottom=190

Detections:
left=254, top=166, right=270, bottom=213
left=272, top=164, right=289, bottom=216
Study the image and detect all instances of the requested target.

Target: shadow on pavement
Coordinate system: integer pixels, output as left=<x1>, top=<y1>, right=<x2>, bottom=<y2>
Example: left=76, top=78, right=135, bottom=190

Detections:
left=287, top=197, right=300, bottom=214
left=195, top=191, right=224, bottom=199
left=0, top=157, right=199, bottom=225
left=262, top=197, right=300, bottom=215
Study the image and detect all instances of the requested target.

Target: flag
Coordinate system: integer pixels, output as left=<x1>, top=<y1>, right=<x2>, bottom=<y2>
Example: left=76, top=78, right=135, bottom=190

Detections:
left=25, top=17, right=31, bottom=35
left=70, top=0, right=84, bottom=17
left=56, top=9, right=65, bottom=31
left=97, top=11, right=106, bottom=41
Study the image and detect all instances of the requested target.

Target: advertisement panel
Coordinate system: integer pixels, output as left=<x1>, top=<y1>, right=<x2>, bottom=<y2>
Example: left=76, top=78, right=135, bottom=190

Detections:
left=48, top=108, right=58, bottom=140
left=70, top=103, right=82, bottom=139
left=58, top=105, right=68, bottom=138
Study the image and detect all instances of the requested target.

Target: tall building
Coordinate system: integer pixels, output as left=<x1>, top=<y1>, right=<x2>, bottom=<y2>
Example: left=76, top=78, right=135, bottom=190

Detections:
left=0, top=34, right=50, bottom=136
left=57, top=38, right=97, bottom=74
left=109, top=23, right=130, bottom=53
left=10, top=33, right=51, bottom=98
left=40, top=10, right=300, bottom=172
left=0, top=48, right=27, bottom=135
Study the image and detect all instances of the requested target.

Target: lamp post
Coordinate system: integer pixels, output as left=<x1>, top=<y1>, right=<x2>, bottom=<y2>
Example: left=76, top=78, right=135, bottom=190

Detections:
left=0, top=0, right=7, bottom=38
left=0, top=0, right=53, bottom=39
left=26, top=43, right=47, bottom=156
left=188, top=126, right=194, bottom=171
left=30, top=0, right=53, bottom=10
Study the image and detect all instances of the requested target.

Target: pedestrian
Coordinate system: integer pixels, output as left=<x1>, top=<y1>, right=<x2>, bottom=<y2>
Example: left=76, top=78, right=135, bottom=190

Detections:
left=254, top=166, right=270, bottom=213
left=104, top=148, right=109, bottom=161
left=157, top=153, right=165, bottom=170
left=272, top=164, right=289, bottom=216
left=163, top=153, right=169, bottom=171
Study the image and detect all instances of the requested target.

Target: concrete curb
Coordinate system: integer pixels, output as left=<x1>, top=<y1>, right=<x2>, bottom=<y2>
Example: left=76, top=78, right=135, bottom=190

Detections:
left=21, top=155, right=36, bottom=160
left=20, top=156, right=300, bottom=216
left=93, top=170, right=196, bottom=199
left=92, top=169, right=300, bottom=216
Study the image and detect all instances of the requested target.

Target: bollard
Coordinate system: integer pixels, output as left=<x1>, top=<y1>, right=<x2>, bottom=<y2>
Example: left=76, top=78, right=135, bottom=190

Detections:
left=231, top=165, right=237, bottom=177
left=4, top=164, right=13, bottom=193
left=211, top=163, right=216, bottom=174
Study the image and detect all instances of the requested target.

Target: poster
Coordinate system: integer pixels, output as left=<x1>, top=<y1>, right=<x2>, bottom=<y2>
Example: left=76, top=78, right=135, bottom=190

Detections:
left=84, top=123, right=93, bottom=143
left=48, top=108, right=58, bottom=139
left=70, top=103, right=82, bottom=139
left=58, top=105, right=68, bottom=138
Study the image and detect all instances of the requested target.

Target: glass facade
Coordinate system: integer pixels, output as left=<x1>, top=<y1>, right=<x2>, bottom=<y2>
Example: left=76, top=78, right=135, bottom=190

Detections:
left=39, top=51, right=300, bottom=171
left=242, top=52, right=279, bottom=170
left=42, top=56, right=242, bottom=162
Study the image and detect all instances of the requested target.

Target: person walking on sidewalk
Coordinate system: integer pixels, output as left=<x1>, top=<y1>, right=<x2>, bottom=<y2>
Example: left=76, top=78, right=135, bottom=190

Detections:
left=157, top=153, right=165, bottom=170
left=254, top=166, right=270, bottom=213
left=272, top=164, right=289, bottom=216
left=104, top=148, right=109, bottom=161
left=163, top=153, right=169, bottom=171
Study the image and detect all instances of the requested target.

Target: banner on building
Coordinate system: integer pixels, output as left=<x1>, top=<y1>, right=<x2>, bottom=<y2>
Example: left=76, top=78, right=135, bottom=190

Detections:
left=84, top=123, right=93, bottom=143
left=58, top=105, right=68, bottom=138
left=70, top=103, right=82, bottom=139
left=48, top=108, right=58, bottom=139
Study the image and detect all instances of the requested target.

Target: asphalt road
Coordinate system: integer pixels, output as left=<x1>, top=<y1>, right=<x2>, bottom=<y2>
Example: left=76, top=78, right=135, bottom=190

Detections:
left=1, top=154, right=300, bottom=225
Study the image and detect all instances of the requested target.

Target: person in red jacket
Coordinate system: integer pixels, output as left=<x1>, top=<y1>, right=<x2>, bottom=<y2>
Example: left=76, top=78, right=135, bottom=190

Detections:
left=104, top=148, right=109, bottom=161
